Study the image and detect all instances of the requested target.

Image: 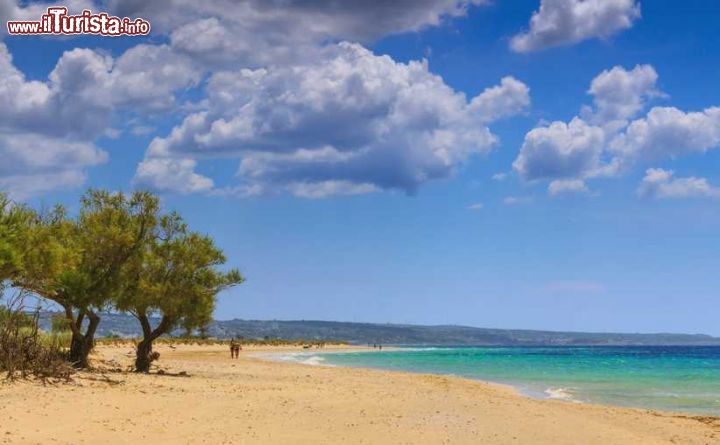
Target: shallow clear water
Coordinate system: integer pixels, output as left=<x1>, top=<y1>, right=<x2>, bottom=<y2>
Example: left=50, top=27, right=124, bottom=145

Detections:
left=278, top=346, right=720, bottom=415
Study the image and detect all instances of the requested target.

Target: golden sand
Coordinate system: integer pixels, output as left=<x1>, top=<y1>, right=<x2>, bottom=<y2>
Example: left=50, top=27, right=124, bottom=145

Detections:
left=1, top=344, right=718, bottom=444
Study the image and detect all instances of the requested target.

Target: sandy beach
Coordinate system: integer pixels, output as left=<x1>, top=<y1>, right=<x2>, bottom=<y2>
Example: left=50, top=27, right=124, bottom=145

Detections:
left=1, top=344, right=718, bottom=445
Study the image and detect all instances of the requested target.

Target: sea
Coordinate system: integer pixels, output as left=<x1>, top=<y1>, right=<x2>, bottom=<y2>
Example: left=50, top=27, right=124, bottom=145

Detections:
left=274, top=346, right=720, bottom=415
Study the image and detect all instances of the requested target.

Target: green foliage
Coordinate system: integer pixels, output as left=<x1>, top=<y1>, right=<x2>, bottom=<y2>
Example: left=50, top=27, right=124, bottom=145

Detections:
left=69, top=190, right=159, bottom=309
left=17, top=205, right=75, bottom=297
left=118, top=211, right=244, bottom=335
left=4, top=187, right=243, bottom=370
left=22, top=189, right=158, bottom=307
left=0, top=194, right=34, bottom=285
left=13, top=190, right=160, bottom=367
left=115, top=210, right=243, bottom=372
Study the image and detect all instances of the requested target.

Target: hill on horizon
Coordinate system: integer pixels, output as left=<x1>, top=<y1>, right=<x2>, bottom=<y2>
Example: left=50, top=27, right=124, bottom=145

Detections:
left=36, top=312, right=720, bottom=346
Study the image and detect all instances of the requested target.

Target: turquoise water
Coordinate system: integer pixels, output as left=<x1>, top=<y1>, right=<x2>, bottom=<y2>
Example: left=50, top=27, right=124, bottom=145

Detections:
left=281, top=346, right=720, bottom=415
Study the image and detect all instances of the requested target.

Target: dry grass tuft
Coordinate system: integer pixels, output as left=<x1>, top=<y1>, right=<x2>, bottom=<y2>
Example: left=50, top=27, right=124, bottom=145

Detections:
left=0, top=292, right=74, bottom=382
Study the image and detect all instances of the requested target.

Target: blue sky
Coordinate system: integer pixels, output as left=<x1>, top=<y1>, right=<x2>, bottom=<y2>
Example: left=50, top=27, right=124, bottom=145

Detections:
left=3, top=0, right=720, bottom=334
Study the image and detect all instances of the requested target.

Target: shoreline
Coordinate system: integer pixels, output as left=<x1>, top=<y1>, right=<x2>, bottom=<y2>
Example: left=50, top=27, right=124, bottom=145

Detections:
left=253, top=345, right=530, bottom=398
left=2, top=344, right=719, bottom=444
left=252, top=346, right=719, bottom=416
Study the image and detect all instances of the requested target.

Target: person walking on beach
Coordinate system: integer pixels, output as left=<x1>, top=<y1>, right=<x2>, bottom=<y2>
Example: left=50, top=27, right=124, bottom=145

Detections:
left=230, top=338, right=241, bottom=359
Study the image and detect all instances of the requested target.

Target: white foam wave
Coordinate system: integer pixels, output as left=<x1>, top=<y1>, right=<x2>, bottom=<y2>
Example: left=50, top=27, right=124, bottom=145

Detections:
left=257, top=352, right=333, bottom=367
left=393, top=347, right=440, bottom=352
left=299, top=355, right=326, bottom=366
left=544, top=387, right=576, bottom=401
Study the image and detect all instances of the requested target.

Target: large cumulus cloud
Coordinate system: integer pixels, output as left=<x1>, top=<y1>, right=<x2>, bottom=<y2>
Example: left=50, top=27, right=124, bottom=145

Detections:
left=3, top=0, right=514, bottom=199
left=135, top=43, right=530, bottom=197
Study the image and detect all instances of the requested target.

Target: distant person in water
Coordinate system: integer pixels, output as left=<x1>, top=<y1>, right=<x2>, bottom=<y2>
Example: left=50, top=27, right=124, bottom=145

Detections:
left=379, top=344, right=382, bottom=350
left=230, top=338, right=241, bottom=359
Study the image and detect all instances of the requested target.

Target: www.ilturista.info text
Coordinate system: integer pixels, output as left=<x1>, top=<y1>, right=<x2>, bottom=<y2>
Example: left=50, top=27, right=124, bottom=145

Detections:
left=7, top=7, right=150, bottom=36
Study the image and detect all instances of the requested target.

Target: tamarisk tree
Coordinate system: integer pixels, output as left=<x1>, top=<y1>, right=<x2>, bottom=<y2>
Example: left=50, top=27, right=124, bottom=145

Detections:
left=0, top=194, right=32, bottom=284
left=0, top=194, right=18, bottom=282
left=19, top=190, right=158, bottom=368
left=118, top=212, right=243, bottom=373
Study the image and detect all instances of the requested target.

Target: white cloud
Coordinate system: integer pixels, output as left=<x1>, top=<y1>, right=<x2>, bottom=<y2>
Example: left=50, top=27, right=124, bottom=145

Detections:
left=0, top=0, right=94, bottom=19
left=548, top=179, right=589, bottom=196
left=0, top=0, right=95, bottom=38
left=2, top=0, right=524, bottom=200
left=0, top=43, right=112, bottom=198
left=0, top=43, right=55, bottom=133
left=167, top=17, right=320, bottom=69
left=470, top=76, right=530, bottom=123
left=0, top=170, right=88, bottom=201
left=136, top=43, right=530, bottom=196
left=510, top=0, right=641, bottom=53
left=491, top=172, right=507, bottom=181
left=110, top=0, right=487, bottom=37
left=611, top=106, right=720, bottom=161
left=134, top=158, right=214, bottom=194
left=637, top=168, right=720, bottom=199
left=4, top=0, right=528, bottom=200
left=513, top=117, right=606, bottom=181
left=0, top=42, right=198, bottom=136
left=0, top=133, right=106, bottom=174
left=513, top=65, right=720, bottom=198
left=584, top=64, right=662, bottom=125
left=0, top=40, right=200, bottom=199
left=109, top=0, right=489, bottom=68
left=286, top=181, right=379, bottom=199
left=48, top=44, right=200, bottom=115
left=466, top=202, right=484, bottom=210
left=0, top=132, right=106, bottom=200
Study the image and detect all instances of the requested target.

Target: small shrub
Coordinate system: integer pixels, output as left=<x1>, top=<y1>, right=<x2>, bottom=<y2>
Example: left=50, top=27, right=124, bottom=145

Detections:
left=0, top=294, right=74, bottom=381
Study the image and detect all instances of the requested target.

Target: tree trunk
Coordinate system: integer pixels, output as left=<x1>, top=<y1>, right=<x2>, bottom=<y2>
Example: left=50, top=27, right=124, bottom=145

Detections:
left=65, top=308, right=100, bottom=369
left=135, top=338, right=153, bottom=373
left=68, top=334, right=93, bottom=368
left=134, top=314, right=172, bottom=373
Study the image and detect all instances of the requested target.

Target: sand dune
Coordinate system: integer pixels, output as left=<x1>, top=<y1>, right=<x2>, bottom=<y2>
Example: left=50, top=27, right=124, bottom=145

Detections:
left=1, top=344, right=718, bottom=444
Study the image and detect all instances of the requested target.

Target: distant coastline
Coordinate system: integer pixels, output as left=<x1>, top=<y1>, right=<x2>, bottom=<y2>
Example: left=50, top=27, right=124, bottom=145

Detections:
left=35, top=311, right=720, bottom=346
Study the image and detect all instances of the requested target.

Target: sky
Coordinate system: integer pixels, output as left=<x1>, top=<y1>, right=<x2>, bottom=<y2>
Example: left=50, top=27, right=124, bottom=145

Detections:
left=2, top=0, right=720, bottom=335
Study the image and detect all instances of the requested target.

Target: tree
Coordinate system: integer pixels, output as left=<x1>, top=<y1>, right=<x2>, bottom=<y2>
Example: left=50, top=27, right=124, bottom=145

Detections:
left=0, top=194, right=33, bottom=286
left=0, top=194, right=17, bottom=284
left=180, top=305, right=213, bottom=339
left=17, top=190, right=158, bottom=368
left=117, top=212, right=243, bottom=372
